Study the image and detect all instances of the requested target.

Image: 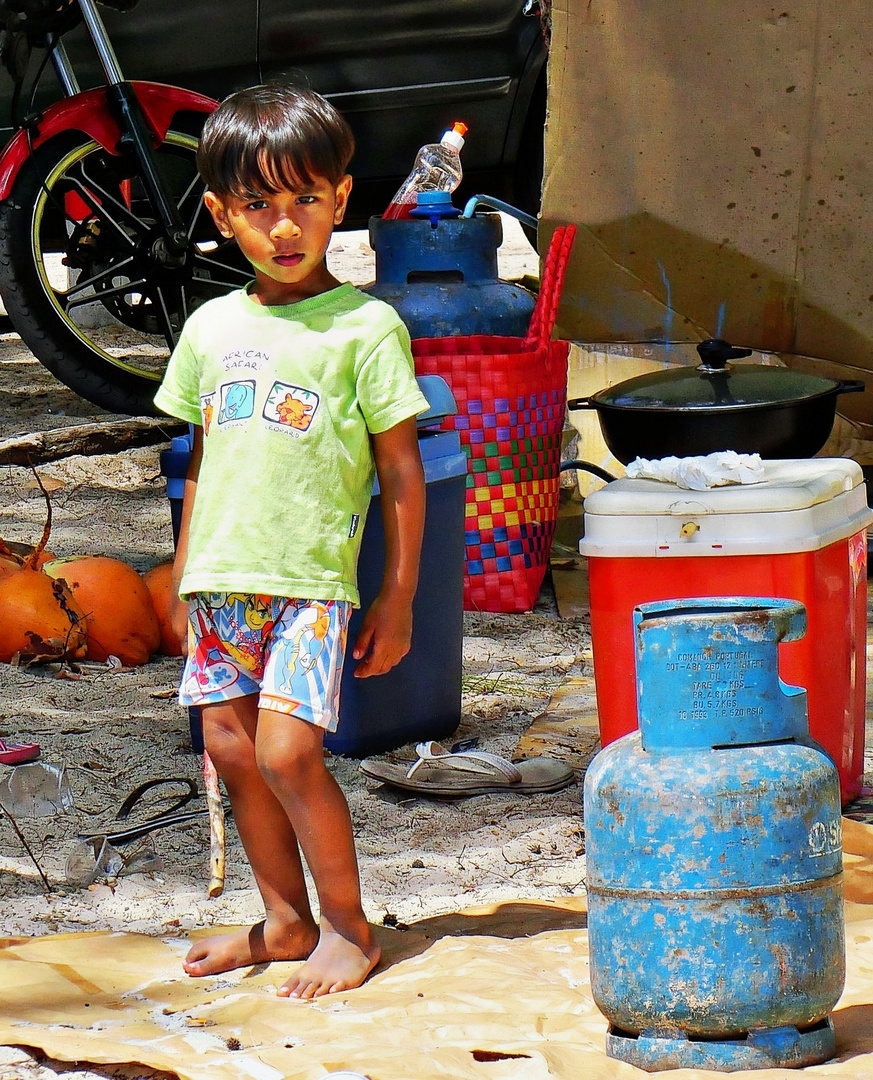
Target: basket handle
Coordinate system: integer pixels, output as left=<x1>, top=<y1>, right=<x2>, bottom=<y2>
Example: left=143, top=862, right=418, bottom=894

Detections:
left=524, top=223, right=577, bottom=346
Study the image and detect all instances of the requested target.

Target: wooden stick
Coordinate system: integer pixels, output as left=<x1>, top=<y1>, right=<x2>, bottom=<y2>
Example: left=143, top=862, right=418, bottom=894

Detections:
left=203, top=751, right=225, bottom=898
left=0, top=794, right=52, bottom=894
left=0, top=417, right=187, bottom=466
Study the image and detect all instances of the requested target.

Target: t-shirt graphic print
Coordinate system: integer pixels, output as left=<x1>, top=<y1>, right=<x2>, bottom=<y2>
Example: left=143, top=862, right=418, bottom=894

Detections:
left=263, top=381, right=320, bottom=434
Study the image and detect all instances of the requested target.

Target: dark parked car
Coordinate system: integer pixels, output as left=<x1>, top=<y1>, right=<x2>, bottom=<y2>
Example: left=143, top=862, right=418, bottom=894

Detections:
left=1, top=0, right=549, bottom=228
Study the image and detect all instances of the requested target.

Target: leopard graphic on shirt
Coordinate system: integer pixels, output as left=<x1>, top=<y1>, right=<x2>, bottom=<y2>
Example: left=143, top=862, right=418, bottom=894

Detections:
left=263, top=380, right=319, bottom=434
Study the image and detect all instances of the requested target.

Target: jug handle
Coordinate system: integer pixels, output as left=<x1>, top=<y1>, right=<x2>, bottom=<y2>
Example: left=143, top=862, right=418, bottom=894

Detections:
left=524, top=224, right=577, bottom=346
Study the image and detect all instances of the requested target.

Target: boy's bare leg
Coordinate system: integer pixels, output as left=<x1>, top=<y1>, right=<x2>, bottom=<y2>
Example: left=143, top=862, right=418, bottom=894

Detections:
left=255, top=708, right=380, bottom=998
left=184, top=696, right=320, bottom=977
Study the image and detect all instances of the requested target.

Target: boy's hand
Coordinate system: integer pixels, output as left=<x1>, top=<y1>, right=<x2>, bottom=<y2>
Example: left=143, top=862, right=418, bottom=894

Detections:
left=356, top=416, right=424, bottom=677
left=352, top=593, right=413, bottom=677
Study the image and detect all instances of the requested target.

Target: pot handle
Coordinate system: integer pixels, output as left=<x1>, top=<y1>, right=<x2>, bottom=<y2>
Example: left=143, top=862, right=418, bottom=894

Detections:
left=567, top=396, right=594, bottom=410
left=837, top=380, right=866, bottom=395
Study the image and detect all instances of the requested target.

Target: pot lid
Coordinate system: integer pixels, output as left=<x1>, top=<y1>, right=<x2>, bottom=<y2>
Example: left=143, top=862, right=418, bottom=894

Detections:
left=593, top=339, right=850, bottom=411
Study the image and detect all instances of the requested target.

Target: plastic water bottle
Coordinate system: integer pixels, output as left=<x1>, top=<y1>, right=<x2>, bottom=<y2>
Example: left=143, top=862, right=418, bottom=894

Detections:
left=383, top=121, right=468, bottom=220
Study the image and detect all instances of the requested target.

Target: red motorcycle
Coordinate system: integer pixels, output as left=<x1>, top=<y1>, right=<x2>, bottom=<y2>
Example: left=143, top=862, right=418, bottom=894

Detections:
left=0, top=0, right=249, bottom=415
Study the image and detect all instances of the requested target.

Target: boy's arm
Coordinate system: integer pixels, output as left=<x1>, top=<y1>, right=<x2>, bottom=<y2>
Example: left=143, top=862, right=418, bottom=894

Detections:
left=170, top=424, right=203, bottom=655
left=352, top=416, right=425, bottom=678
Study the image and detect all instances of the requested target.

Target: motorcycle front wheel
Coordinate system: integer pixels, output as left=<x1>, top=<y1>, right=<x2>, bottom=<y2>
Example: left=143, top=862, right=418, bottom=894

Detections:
left=0, top=129, right=251, bottom=415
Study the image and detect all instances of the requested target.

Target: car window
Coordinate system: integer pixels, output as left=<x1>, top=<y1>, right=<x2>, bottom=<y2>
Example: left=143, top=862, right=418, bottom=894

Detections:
left=258, top=0, right=540, bottom=181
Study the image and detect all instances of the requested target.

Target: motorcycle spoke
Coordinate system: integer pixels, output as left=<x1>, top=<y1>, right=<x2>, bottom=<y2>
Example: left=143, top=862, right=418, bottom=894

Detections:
left=59, top=255, right=139, bottom=301
left=64, top=277, right=151, bottom=313
left=63, top=173, right=144, bottom=247
left=178, top=177, right=208, bottom=238
left=154, top=284, right=182, bottom=347
left=191, top=251, right=252, bottom=290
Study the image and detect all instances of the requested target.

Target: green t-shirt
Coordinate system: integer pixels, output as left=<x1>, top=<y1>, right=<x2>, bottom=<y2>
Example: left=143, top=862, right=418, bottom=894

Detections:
left=154, top=283, right=429, bottom=606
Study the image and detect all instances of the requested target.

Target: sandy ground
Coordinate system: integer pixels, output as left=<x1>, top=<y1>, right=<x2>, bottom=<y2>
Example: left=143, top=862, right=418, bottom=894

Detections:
left=0, top=223, right=599, bottom=1080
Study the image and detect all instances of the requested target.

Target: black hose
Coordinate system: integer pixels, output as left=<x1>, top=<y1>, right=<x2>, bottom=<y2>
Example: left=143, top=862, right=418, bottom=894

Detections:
left=560, top=459, right=618, bottom=484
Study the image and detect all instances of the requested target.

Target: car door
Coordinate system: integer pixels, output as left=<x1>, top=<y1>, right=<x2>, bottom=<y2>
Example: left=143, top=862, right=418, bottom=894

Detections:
left=257, top=0, right=544, bottom=224
left=79, top=0, right=259, bottom=103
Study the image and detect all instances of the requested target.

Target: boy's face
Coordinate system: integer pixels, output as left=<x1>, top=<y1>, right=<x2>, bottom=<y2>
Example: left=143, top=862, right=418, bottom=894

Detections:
left=204, top=173, right=352, bottom=305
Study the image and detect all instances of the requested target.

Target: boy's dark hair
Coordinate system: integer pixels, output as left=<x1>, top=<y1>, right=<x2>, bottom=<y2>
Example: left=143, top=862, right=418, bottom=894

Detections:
left=197, top=84, right=355, bottom=197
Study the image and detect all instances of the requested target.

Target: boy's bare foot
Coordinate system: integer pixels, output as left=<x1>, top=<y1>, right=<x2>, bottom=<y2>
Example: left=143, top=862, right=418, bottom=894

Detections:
left=278, top=922, right=381, bottom=999
left=184, top=915, right=319, bottom=977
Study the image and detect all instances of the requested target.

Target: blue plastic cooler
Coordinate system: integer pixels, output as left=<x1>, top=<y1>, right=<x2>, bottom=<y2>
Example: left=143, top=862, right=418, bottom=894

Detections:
left=328, top=421, right=466, bottom=756
left=160, top=376, right=466, bottom=757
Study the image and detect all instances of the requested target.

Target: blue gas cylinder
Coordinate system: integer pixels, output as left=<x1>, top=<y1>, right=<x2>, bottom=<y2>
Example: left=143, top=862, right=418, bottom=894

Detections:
left=583, top=596, right=845, bottom=1073
left=363, top=194, right=536, bottom=337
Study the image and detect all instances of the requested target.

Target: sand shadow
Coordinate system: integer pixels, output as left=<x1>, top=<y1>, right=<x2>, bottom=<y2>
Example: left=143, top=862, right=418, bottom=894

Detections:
left=375, top=897, right=588, bottom=968
left=832, top=1003, right=873, bottom=1059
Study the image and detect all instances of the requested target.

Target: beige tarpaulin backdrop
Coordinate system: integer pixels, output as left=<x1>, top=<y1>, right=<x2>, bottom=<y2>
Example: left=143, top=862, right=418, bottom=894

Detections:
left=0, top=818, right=870, bottom=1080
left=541, top=0, right=873, bottom=440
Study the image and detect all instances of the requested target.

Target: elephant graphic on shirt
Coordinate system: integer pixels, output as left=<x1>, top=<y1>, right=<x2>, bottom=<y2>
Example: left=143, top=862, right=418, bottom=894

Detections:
left=218, top=380, right=256, bottom=423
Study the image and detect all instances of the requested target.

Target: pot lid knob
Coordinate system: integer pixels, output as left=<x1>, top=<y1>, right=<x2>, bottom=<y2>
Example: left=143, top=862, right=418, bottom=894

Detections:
left=696, top=338, right=754, bottom=370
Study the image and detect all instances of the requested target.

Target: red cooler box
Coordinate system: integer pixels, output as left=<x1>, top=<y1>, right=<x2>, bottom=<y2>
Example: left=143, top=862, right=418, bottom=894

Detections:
left=579, top=458, right=873, bottom=804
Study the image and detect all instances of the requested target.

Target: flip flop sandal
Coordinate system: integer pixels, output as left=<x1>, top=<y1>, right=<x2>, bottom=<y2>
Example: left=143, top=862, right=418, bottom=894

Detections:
left=0, top=743, right=41, bottom=768
left=0, top=739, right=40, bottom=766
left=360, top=740, right=575, bottom=797
left=76, top=777, right=230, bottom=846
left=67, top=778, right=232, bottom=888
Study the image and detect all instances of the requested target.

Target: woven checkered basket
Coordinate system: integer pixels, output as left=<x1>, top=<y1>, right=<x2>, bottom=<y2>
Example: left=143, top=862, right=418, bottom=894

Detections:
left=412, top=224, right=576, bottom=612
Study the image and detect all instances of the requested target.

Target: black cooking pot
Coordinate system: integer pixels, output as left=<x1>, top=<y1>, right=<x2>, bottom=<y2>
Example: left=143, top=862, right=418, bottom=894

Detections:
left=567, top=339, right=865, bottom=465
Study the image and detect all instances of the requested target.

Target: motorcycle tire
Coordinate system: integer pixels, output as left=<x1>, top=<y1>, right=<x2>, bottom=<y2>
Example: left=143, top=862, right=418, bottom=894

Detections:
left=0, top=129, right=251, bottom=416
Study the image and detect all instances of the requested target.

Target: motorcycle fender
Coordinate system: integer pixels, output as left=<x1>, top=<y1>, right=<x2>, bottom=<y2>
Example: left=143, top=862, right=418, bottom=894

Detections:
left=0, top=81, right=218, bottom=200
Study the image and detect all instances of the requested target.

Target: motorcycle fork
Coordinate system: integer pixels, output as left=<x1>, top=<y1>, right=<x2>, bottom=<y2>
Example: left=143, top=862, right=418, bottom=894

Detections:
left=106, top=81, right=189, bottom=260
left=54, top=0, right=190, bottom=262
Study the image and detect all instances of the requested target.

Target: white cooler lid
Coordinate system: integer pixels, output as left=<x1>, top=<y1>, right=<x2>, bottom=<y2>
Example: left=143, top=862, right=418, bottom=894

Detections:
left=579, top=458, right=873, bottom=557
left=583, top=458, right=862, bottom=516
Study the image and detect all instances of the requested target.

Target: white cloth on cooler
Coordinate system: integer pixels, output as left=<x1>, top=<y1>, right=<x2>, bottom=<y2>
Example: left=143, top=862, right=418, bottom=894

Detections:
left=626, top=451, right=765, bottom=490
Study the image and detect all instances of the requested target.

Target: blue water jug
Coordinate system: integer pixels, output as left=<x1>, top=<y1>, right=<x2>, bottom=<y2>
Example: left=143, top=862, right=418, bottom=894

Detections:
left=364, top=195, right=536, bottom=338
left=583, top=596, right=845, bottom=1072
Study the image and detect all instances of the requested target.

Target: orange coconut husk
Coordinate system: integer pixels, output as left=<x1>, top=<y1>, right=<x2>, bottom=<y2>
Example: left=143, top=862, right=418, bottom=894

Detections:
left=0, top=469, right=85, bottom=663
left=0, top=567, right=87, bottom=663
left=44, top=555, right=161, bottom=666
left=0, top=469, right=56, bottom=578
left=142, top=560, right=185, bottom=657
left=0, top=539, right=57, bottom=574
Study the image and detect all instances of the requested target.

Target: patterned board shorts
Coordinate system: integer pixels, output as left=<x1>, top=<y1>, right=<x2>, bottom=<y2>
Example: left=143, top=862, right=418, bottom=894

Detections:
left=179, top=592, right=352, bottom=731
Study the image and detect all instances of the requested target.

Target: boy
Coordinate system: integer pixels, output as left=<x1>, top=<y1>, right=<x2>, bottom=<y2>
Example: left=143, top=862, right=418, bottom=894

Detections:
left=154, top=84, right=429, bottom=999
